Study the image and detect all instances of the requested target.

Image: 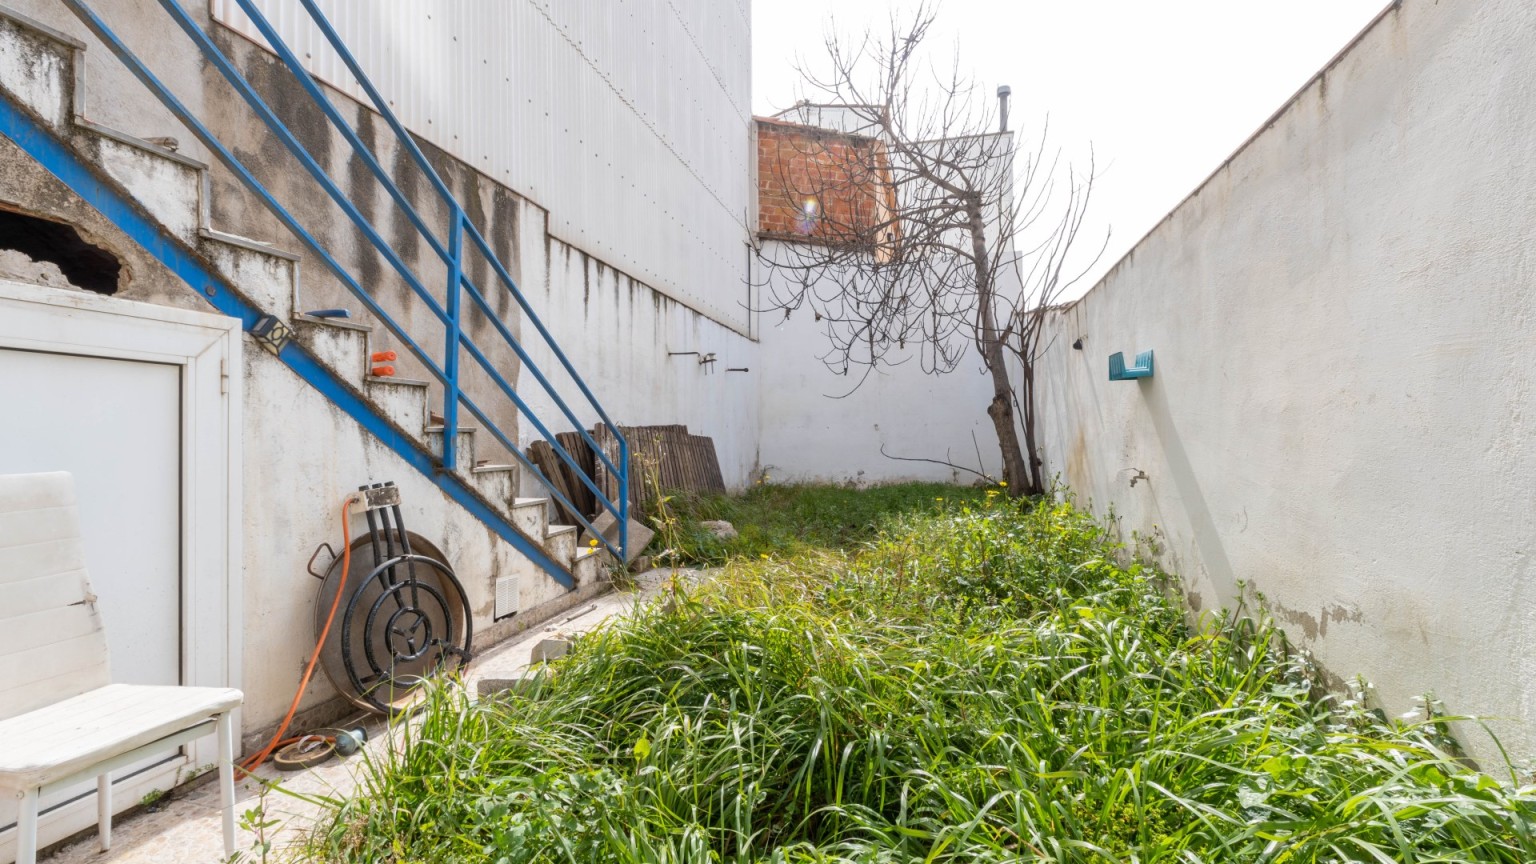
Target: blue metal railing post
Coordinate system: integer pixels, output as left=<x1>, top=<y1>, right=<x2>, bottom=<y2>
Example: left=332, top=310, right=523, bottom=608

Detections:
left=619, top=435, right=630, bottom=562
left=442, top=212, right=464, bottom=471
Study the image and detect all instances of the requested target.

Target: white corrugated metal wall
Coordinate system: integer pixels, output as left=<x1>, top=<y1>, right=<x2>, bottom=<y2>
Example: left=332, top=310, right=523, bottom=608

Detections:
left=211, top=0, right=753, bottom=331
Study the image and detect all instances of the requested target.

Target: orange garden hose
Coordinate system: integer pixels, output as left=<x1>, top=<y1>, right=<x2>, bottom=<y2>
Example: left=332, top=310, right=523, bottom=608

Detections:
left=239, top=494, right=357, bottom=775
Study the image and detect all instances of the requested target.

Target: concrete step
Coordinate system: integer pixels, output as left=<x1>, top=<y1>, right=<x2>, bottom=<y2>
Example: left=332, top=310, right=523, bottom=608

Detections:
left=364, top=376, right=429, bottom=440
left=84, top=131, right=203, bottom=244
left=72, top=119, right=303, bottom=322
left=543, top=524, right=577, bottom=568
left=290, top=314, right=370, bottom=385
left=198, top=231, right=298, bottom=321
left=511, top=497, right=549, bottom=539
left=424, top=425, right=476, bottom=471
left=476, top=667, right=551, bottom=699
left=0, top=11, right=80, bottom=131
left=572, top=547, right=604, bottom=586
left=471, top=463, right=518, bottom=507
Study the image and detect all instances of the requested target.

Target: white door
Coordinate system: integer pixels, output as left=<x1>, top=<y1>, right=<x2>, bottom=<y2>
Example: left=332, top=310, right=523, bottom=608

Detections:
left=0, top=349, right=182, bottom=684
left=0, top=281, right=241, bottom=863
left=0, top=348, right=186, bottom=831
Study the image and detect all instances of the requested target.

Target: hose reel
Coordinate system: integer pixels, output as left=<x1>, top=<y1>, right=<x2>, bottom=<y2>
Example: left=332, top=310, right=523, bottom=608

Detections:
left=309, top=482, right=474, bottom=714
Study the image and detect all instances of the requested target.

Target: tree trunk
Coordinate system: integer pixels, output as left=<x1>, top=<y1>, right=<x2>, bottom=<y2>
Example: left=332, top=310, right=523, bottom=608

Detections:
left=983, top=346, right=1031, bottom=497
left=966, top=199, right=1030, bottom=498
left=1019, top=360, right=1045, bottom=495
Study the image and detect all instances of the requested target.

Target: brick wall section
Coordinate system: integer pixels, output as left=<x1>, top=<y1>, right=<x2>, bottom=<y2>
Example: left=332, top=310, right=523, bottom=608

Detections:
left=756, top=117, right=895, bottom=245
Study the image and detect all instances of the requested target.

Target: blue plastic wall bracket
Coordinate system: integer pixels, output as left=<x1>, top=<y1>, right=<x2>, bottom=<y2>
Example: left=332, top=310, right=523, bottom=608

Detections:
left=1109, top=350, right=1154, bottom=380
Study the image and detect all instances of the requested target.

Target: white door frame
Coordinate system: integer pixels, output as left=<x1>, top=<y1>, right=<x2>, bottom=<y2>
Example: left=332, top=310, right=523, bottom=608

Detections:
left=0, top=279, right=242, bottom=849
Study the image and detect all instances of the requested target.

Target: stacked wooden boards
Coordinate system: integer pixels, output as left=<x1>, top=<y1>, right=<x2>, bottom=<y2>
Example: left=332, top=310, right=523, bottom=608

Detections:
left=528, top=424, right=725, bottom=524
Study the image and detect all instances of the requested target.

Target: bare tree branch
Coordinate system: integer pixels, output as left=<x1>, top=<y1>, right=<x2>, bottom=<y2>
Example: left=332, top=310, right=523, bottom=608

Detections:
left=753, top=5, right=1103, bottom=495
left=879, top=443, right=995, bottom=484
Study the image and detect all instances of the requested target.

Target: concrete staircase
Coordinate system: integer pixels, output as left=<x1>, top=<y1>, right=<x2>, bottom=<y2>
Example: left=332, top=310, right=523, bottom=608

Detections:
left=0, top=7, right=603, bottom=595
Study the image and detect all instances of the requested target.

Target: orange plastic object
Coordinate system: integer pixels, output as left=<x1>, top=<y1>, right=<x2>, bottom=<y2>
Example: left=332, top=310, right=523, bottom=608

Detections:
left=370, top=350, right=397, bottom=362
left=371, top=365, right=396, bottom=377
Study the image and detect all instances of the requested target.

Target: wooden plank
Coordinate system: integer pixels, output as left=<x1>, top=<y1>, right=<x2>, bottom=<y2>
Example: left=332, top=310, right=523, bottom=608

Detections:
left=529, top=440, right=581, bottom=525
left=694, top=433, right=726, bottom=491
left=553, top=432, right=595, bottom=516
left=552, top=424, right=727, bottom=518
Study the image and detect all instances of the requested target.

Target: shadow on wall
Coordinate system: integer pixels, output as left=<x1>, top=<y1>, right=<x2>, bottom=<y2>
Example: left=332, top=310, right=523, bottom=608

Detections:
left=1138, top=367, right=1241, bottom=615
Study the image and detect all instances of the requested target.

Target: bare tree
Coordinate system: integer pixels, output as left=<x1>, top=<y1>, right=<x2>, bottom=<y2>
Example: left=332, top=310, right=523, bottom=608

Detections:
left=756, top=6, right=1102, bottom=496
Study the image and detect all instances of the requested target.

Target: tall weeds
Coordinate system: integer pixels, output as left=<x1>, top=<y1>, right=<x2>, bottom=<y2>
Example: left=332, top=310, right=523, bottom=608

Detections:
left=306, top=496, right=1536, bottom=863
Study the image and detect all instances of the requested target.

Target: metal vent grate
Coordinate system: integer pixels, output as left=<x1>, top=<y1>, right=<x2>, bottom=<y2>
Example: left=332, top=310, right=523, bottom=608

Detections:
left=494, top=575, right=519, bottom=620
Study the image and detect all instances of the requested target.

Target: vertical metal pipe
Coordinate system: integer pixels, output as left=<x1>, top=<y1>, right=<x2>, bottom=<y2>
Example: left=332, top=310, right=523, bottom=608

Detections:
left=443, top=212, right=465, bottom=473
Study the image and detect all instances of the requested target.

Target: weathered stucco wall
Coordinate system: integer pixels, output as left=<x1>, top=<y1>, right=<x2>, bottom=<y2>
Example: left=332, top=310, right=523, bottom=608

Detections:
left=1034, top=0, right=1536, bottom=762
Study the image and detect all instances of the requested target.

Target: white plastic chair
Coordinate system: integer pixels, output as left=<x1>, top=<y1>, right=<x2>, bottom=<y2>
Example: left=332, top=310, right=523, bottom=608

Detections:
left=0, top=472, right=241, bottom=864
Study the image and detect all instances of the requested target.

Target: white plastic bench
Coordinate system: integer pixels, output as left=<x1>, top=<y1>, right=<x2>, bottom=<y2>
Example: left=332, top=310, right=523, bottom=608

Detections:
left=0, top=472, right=241, bottom=864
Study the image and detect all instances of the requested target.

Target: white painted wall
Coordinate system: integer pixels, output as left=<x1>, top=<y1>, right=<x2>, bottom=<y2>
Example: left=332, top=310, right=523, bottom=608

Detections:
left=755, top=241, right=1003, bottom=485
left=1033, top=0, right=1536, bottom=762
left=518, top=217, right=762, bottom=489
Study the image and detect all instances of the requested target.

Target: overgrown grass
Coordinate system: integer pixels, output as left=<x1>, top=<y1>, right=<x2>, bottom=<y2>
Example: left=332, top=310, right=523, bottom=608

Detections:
left=648, top=481, right=991, bottom=564
left=304, top=495, right=1536, bottom=863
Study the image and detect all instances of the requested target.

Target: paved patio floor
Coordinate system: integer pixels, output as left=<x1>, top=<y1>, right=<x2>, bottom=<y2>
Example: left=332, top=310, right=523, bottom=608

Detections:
left=42, top=568, right=692, bottom=863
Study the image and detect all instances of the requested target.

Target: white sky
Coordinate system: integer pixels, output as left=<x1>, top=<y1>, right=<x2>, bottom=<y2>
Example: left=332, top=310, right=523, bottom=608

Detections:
left=752, top=0, right=1389, bottom=298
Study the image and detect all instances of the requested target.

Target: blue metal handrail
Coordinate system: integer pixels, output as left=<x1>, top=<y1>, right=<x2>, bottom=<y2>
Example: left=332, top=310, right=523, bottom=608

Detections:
left=260, top=0, right=630, bottom=499
left=59, top=0, right=630, bottom=564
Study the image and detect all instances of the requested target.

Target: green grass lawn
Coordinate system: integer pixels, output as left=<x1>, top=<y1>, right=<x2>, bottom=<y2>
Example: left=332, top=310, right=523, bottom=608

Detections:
left=302, top=486, right=1536, bottom=863
left=647, top=481, right=992, bottom=564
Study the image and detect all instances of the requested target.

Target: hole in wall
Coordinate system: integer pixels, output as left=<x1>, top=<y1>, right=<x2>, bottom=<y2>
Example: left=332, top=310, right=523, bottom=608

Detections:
left=0, top=208, right=123, bottom=294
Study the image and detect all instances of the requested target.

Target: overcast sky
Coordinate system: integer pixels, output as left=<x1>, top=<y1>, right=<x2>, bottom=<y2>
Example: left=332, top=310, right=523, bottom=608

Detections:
left=752, top=0, right=1388, bottom=297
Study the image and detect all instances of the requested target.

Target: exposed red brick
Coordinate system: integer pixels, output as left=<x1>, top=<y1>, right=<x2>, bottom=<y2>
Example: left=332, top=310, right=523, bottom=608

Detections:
left=755, top=117, right=898, bottom=247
